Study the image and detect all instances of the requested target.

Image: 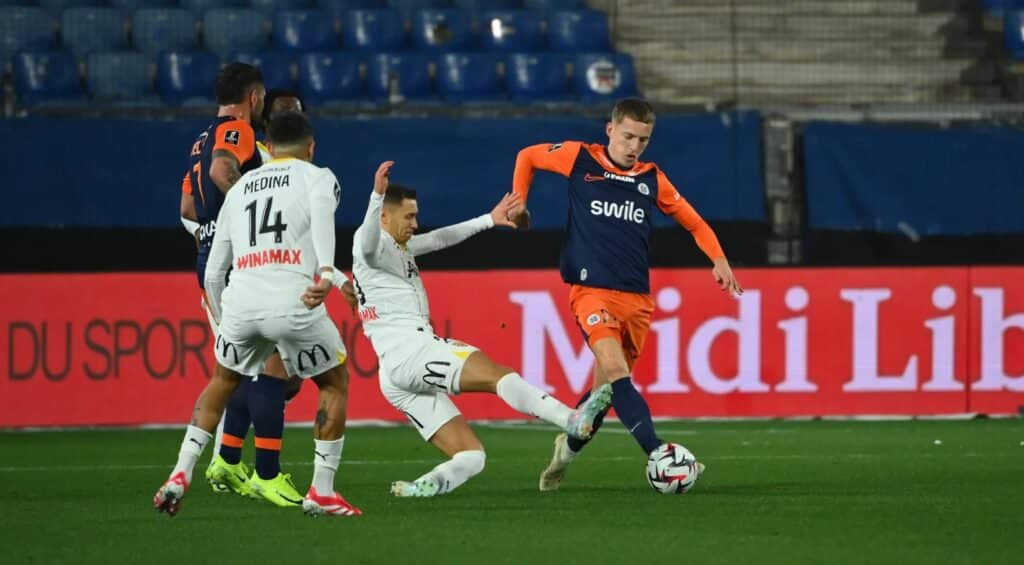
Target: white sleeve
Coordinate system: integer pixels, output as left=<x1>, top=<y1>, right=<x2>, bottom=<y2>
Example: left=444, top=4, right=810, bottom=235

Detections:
left=203, top=199, right=234, bottom=324
left=180, top=216, right=200, bottom=236
left=355, top=192, right=384, bottom=261
left=407, top=214, right=493, bottom=257
left=309, top=168, right=340, bottom=271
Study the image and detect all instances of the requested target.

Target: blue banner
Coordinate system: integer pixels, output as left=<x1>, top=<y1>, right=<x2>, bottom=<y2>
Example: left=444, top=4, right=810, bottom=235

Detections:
left=803, top=121, right=1024, bottom=235
left=0, top=112, right=764, bottom=229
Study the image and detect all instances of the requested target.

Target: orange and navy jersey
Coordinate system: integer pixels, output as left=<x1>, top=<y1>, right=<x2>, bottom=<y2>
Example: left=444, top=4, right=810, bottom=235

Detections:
left=513, top=141, right=724, bottom=294
left=182, top=116, right=262, bottom=286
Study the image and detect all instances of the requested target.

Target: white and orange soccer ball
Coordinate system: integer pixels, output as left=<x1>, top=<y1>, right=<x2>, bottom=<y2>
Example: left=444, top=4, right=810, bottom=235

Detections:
left=646, top=442, right=700, bottom=494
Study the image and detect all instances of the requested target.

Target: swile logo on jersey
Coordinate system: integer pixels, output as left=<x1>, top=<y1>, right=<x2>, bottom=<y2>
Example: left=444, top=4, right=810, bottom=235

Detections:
left=590, top=199, right=646, bottom=224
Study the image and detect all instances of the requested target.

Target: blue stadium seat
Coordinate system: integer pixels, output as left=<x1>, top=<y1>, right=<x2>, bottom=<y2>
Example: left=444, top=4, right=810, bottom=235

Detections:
left=454, top=0, right=521, bottom=21
left=319, top=0, right=385, bottom=22
left=61, top=8, right=128, bottom=56
left=203, top=9, right=269, bottom=57
left=549, top=9, right=609, bottom=51
left=506, top=52, right=571, bottom=102
left=437, top=52, right=504, bottom=101
left=13, top=50, right=86, bottom=106
left=368, top=52, right=434, bottom=101
left=480, top=10, right=542, bottom=51
left=1004, top=11, right=1024, bottom=58
left=389, top=0, right=449, bottom=22
left=231, top=51, right=296, bottom=90
left=273, top=10, right=339, bottom=51
left=157, top=51, right=220, bottom=106
left=298, top=52, right=365, bottom=104
left=523, top=0, right=578, bottom=17
left=0, top=7, right=54, bottom=64
left=87, top=51, right=159, bottom=104
left=249, top=0, right=315, bottom=13
left=411, top=8, right=471, bottom=51
left=109, top=0, right=176, bottom=12
left=574, top=52, right=637, bottom=102
left=181, top=0, right=245, bottom=15
left=132, top=9, right=198, bottom=55
left=344, top=9, right=405, bottom=51
left=38, top=0, right=101, bottom=16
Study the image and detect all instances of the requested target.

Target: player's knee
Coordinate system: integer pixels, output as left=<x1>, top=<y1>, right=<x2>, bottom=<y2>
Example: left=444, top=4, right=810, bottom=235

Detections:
left=453, top=449, right=486, bottom=476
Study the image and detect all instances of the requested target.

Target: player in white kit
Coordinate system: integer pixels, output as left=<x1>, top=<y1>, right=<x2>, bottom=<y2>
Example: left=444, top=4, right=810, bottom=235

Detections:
left=352, top=161, right=613, bottom=498
left=154, top=112, right=360, bottom=517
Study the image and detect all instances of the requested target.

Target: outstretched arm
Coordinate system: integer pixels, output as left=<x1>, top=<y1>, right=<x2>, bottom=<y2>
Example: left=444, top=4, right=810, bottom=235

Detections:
left=656, top=169, right=743, bottom=295
left=509, top=141, right=581, bottom=228
left=408, top=192, right=520, bottom=256
left=354, top=161, right=393, bottom=261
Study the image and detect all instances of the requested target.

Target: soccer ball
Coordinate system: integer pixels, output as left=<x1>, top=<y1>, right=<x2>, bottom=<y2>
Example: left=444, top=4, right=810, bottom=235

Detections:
left=646, top=442, right=700, bottom=494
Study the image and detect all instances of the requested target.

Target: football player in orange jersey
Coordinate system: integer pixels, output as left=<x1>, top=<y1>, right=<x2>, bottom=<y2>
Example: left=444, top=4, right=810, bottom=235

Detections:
left=508, top=98, right=742, bottom=491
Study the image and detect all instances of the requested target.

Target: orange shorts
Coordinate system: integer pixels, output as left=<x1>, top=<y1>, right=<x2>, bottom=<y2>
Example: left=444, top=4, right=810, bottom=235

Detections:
left=569, top=285, right=654, bottom=370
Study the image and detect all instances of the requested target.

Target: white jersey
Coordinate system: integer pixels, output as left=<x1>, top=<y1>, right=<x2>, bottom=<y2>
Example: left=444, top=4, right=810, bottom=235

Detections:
left=205, top=157, right=340, bottom=321
left=351, top=192, right=492, bottom=339
left=257, top=141, right=273, bottom=164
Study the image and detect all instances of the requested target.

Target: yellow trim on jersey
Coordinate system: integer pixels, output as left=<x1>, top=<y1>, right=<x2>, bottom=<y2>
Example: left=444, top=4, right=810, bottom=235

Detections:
left=268, top=156, right=299, bottom=163
left=256, top=141, right=270, bottom=153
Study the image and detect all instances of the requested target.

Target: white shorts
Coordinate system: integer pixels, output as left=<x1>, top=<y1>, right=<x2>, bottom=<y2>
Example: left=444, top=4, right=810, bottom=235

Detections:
left=372, top=328, right=478, bottom=441
left=215, top=310, right=347, bottom=379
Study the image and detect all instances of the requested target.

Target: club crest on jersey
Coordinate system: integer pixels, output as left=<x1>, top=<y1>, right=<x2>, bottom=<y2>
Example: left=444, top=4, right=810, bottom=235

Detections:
left=638, top=182, right=650, bottom=195
left=580, top=268, right=588, bottom=281
left=586, top=313, right=601, bottom=326
left=224, top=130, right=241, bottom=145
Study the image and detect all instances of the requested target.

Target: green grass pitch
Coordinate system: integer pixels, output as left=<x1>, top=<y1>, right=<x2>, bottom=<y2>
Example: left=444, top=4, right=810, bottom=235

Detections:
left=0, top=419, right=1021, bottom=564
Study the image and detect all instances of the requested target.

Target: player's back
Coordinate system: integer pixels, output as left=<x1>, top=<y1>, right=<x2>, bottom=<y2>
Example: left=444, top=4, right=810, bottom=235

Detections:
left=187, top=116, right=263, bottom=263
left=218, top=157, right=340, bottom=320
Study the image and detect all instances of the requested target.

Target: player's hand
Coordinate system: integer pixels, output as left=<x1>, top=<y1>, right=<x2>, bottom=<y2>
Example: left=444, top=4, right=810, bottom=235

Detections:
left=507, top=206, right=531, bottom=230
left=490, top=192, right=522, bottom=228
left=302, top=277, right=332, bottom=309
left=712, top=258, right=743, bottom=296
left=373, top=160, right=394, bottom=195
left=340, top=280, right=358, bottom=315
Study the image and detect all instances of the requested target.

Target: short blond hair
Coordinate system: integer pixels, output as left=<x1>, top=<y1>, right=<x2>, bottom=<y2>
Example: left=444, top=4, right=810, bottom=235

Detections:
left=611, top=98, right=656, bottom=125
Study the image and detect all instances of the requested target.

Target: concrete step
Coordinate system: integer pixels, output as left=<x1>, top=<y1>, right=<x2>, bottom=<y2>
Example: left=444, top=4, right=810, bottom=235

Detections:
left=615, top=13, right=972, bottom=40
left=641, top=83, right=1001, bottom=106
left=629, top=59, right=993, bottom=87
left=623, top=37, right=989, bottom=62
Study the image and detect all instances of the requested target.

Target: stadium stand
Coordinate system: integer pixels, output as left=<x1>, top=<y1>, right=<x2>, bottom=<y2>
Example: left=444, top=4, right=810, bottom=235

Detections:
left=231, top=50, right=296, bottom=89
left=156, top=50, right=219, bottom=105
left=86, top=50, right=159, bottom=104
left=343, top=9, right=406, bottom=51
left=12, top=50, right=86, bottom=106
left=480, top=10, right=544, bottom=51
left=436, top=51, right=504, bottom=101
left=506, top=51, right=572, bottom=102
left=61, top=7, right=128, bottom=56
left=368, top=51, right=436, bottom=100
left=202, top=9, right=269, bottom=56
left=548, top=9, right=610, bottom=51
left=574, top=52, right=637, bottom=101
left=132, top=8, right=198, bottom=55
left=0, top=7, right=54, bottom=65
left=297, top=51, right=365, bottom=103
left=273, top=9, right=340, bottom=51
left=411, top=8, right=473, bottom=51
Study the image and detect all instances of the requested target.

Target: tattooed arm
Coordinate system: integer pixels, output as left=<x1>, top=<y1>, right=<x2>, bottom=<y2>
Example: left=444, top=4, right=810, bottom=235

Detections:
left=209, top=149, right=242, bottom=193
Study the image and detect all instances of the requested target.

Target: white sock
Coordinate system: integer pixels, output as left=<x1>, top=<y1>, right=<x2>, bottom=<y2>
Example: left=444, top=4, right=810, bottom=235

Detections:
left=209, top=410, right=225, bottom=463
left=496, top=373, right=572, bottom=429
left=418, top=450, right=486, bottom=495
left=173, top=425, right=213, bottom=483
left=312, top=437, right=344, bottom=494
